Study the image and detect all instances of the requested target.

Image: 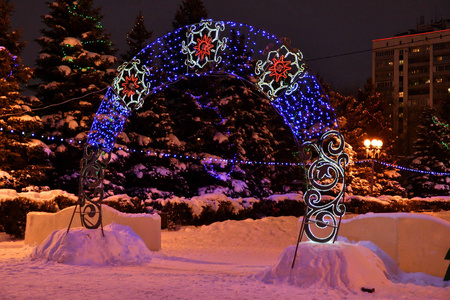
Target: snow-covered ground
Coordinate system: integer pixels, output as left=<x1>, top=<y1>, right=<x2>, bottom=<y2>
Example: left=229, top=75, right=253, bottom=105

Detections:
left=1, top=214, right=449, bottom=299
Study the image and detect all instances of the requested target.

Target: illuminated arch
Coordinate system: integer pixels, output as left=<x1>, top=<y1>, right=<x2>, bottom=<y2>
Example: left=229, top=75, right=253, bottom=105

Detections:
left=74, top=20, right=349, bottom=244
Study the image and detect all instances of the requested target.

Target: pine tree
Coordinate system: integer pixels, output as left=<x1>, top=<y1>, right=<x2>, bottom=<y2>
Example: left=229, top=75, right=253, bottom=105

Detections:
left=121, top=11, right=152, bottom=62
left=407, top=107, right=450, bottom=197
left=172, top=0, right=207, bottom=29
left=0, top=0, right=51, bottom=189
left=35, top=0, right=118, bottom=192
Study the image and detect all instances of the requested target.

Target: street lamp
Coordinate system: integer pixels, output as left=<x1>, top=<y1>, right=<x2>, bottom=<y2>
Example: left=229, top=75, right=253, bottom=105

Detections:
left=364, top=138, right=383, bottom=196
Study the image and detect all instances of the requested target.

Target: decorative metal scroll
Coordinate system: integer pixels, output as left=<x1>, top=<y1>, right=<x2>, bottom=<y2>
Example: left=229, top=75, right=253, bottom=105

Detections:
left=301, top=130, right=349, bottom=243
left=112, top=59, right=151, bottom=111
left=68, top=144, right=111, bottom=231
left=182, top=19, right=227, bottom=69
left=255, top=44, right=307, bottom=100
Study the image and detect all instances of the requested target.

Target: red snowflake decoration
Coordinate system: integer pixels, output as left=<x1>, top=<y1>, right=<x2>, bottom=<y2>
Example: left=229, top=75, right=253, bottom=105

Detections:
left=268, top=55, right=292, bottom=82
left=121, top=74, right=140, bottom=98
left=194, top=35, right=214, bottom=60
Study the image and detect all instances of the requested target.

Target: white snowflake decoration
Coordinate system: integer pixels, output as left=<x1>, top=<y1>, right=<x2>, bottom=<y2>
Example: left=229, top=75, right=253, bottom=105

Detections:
left=255, top=45, right=307, bottom=100
left=182, top=20, right=227, bottom=70
left=112, top=59, right=151, bottom=111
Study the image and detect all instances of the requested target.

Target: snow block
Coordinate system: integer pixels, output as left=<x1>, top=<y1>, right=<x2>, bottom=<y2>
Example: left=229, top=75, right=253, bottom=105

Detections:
left=24, top=205, right=161, bottom=251
left=340, top=213, right=450, bottom=278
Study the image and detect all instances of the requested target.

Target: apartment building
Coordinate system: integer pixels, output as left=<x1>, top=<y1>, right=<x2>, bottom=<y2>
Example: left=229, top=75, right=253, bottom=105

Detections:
left=372, top=20, right=450, bottom=155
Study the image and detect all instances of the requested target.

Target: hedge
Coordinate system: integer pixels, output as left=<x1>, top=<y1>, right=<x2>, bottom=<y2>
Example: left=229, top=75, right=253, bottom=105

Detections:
left=0, top=194, right=448, bottom=238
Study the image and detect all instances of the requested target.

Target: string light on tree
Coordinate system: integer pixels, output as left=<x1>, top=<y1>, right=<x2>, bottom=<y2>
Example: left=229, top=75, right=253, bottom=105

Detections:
left=1, top=124, right=447, bottom=175
left=0, top=46, right=19, bottom=79
left=432, top=116, right=450, bottom=150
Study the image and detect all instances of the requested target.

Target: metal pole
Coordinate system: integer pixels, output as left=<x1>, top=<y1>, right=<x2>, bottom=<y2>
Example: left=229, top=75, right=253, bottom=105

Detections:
left=291, top=209, right=308, bottom=270
left=370, top=158, right=374, bottom=197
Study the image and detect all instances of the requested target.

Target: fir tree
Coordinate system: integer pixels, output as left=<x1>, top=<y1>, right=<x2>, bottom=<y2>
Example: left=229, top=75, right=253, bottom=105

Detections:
left=172, top=0, right=207, bottom=29
left=328, top=79, right=404, bottom=196
left=0, top=0, right=51, bottom=189
left=35, top=0, right=118, bottom=192
left=407, top=107, right=450, bottom=197
left=0, top=0, right=24, bottom=54
left=121, top=11, right=152, bottom=62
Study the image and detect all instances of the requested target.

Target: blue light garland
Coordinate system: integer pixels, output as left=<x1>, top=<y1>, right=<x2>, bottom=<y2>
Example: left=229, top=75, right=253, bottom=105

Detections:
left=355, top=159, right=450, bottom=176
left=87, top=88, right=130, bottom=149
left=1, top=125, right=448, bottom=175
left=86, top=20, right=339, bottom=153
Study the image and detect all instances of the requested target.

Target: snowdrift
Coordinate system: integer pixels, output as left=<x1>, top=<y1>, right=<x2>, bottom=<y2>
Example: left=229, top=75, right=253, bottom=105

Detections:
left=257, top=241, right=448, bottom=293
left=257, top=242, right=390, bottom=292
left=31, top=223, right=154, bottom=266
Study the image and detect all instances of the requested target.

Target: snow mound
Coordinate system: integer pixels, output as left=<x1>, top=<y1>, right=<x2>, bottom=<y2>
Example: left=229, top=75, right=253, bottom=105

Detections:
left=257, top=242, right=390, bottom=293
left=31, top=223, right=153, bottom=266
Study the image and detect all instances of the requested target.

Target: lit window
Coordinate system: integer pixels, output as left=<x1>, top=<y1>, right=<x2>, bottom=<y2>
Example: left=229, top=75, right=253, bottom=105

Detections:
left=412, top=48, right=420, bottom=53
left=388, top=61, right=393, bottom=66
left=425, top=79, right=430, bottom=84
left=399, top=92, right=404, bottom=97
left=437, top=56, right=443, bottom=61
left=436, top=78, right=443, bottom=83
left=399, top=60, right=404, bottom=65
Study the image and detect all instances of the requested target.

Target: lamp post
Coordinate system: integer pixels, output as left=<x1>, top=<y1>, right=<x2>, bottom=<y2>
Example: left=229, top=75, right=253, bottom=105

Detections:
left=364, top=138, right=383, bottom=197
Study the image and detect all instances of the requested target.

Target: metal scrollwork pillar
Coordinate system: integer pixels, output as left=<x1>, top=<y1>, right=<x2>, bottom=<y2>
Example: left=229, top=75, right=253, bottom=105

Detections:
left=302, top=130, right=349, bottom=243
left=68, top=144, right=111, bottom=232
left=291, top=130, right=349, bottom=267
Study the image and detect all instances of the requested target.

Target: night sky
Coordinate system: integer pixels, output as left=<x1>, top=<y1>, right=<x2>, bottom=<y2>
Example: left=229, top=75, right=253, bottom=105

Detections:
left=10, top=0, right=450, bottom=92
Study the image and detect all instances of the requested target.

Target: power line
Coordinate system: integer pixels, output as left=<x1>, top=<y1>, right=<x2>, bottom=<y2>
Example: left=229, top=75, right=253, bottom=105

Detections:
left=305, top=32, right=450, bottom=62
left=0, top=87, right=108, bottom=119
left=306, top=49, right=372, bottom=62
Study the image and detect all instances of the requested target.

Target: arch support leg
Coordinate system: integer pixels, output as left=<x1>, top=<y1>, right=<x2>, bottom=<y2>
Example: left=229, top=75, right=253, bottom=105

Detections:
left=295, top=130, right=349, bottom=244
left=68, top=145, right=111, bottom=232
left=291, top=130, right=349, bottom=268
left=302, top=130, right=349, bottom=243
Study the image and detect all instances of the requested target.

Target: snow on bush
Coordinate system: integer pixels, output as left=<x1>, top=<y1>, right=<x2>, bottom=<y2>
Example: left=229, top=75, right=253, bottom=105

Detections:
left=100, top=55, right=116, bottom=64
left=43, top=81, right=59, bottom=90
left=57, top=65, right=71, bottom=76
left=0, top=189, right=76, bottom=202
left=213, top=132, right=228, bottom=143
left=155, top=193, right=254, bottom=217
left=9, top=114, right=40, bottom=122
left=61, top=37, right=81, bottom=47
left=0, top=171, right=13, bottom=181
